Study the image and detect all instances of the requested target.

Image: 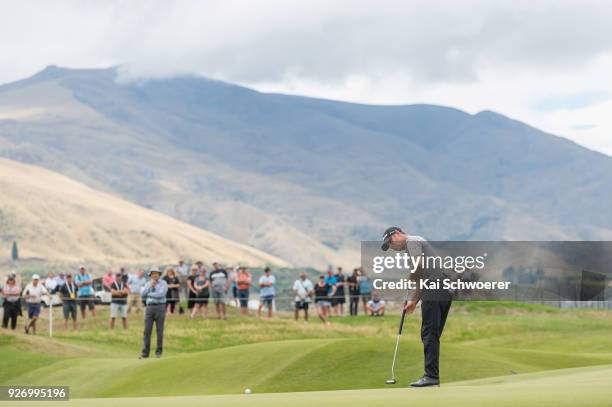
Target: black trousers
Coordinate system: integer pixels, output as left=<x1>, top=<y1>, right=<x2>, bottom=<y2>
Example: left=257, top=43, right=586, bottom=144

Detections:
left=349, top=294, right=359, bottom=316
left=2, top=301, right=20, bottom=330
left=142, top=304, right=166, bottom=356
left=420, top=299, right=452, bottom=379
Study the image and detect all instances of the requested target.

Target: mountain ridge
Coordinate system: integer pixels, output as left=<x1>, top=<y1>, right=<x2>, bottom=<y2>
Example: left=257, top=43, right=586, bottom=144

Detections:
left=1, top=66, right=612, bottom=267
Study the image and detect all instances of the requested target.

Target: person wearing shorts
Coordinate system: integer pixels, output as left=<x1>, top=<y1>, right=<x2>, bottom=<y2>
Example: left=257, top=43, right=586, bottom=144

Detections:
left=75, top=266, right=96, bottom=319
left=260, top=294, right=274, bottom=309
left=28, top=303, right=41, bottom=319
left=58, top=273, right=78, bottom=330
left=110, top=272, right=129, bottom=329
left=209, top=263, right=229, bottom=319
left=293, top=272, right=313, bottom=322
left=24, top=274, right=48, bottom=335
left=190, top=269, right=210, bottom=319
left=257, top=268, right=276, bottom=319
left=314, top=275, right=335, bottom=326
left=211, top=286, right=226, bottom=306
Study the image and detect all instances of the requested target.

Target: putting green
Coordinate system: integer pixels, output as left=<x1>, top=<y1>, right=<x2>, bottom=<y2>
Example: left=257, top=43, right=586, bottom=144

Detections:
left=12, top=364, right=612, bottom=407
left=3, top=302, right=611, bottom=404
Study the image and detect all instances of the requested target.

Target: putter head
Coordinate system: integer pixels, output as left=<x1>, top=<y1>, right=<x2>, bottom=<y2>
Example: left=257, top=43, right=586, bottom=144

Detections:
left=385, top=379, right=397, bottom=385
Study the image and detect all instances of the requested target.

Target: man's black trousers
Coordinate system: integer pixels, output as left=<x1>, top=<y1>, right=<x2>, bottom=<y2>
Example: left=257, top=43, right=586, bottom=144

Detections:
left=420, top=299, right=452, bottom=380
left=142, top=303, right=166, bottom=356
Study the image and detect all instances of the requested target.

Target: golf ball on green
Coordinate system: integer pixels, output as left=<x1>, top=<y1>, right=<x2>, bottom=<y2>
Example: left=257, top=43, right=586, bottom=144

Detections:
left=244, top=388, right=252, bottom=394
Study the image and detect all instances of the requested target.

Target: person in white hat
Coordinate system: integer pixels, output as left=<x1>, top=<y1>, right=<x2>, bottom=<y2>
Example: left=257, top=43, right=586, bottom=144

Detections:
left=23, top=274, right=48, bottom=334
left=140, top=268, right=168, bottom=358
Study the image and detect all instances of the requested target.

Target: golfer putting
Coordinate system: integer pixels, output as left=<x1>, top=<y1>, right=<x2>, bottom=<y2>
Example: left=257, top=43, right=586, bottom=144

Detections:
left=381, top=226, right=453, bottom=387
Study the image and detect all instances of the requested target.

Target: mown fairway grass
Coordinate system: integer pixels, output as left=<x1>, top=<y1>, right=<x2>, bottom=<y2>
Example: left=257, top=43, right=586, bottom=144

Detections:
left=12, top=365, right=612, bottom=407
left=1, top=302, right=611, bottom=400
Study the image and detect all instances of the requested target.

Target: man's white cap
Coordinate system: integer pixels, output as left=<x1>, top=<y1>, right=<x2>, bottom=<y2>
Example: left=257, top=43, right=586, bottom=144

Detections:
left=32, top=274, right=40, bottom=280
left=148, top=267, right=161, bottom=276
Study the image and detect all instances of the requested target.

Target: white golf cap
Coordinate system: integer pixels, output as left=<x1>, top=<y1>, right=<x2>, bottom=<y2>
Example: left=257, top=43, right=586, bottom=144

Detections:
left=32, top=274, right=40, bottom=280
left=148, top=267, right=161, bottom=276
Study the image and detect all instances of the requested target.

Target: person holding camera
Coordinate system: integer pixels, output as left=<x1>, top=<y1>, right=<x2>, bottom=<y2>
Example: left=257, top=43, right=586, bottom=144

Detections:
left=292, top=272, right=313, bottom=322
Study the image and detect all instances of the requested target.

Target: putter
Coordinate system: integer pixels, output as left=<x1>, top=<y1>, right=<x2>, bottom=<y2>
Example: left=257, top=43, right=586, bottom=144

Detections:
left=386, top=291, right=411, bottom=385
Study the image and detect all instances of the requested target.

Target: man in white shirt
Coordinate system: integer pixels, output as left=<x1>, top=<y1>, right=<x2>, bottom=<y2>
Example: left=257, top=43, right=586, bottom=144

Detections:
left=293, top=272, right=314, bottom=322
left=24, top=274, right=48, bottom=334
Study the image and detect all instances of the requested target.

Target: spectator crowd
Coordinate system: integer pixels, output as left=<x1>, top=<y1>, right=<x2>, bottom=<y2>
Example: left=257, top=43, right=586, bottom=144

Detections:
left=1, top=261, right=384, bottom=335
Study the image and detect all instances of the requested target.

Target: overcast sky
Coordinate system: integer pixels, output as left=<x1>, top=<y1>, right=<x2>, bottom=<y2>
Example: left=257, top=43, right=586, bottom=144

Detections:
left=2, top=0, right=612, bottom=155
